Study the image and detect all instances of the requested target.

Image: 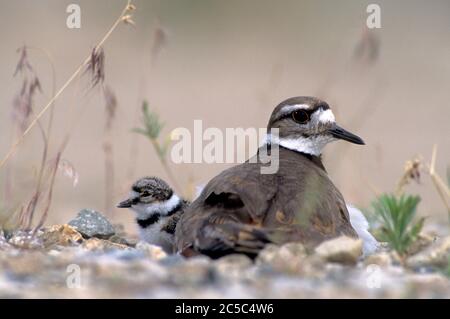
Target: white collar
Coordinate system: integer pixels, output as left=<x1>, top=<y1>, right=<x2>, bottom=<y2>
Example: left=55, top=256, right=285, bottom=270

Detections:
left=131, top=194, right=181, bottom=219
left=263, top=133, right=334, bottom=156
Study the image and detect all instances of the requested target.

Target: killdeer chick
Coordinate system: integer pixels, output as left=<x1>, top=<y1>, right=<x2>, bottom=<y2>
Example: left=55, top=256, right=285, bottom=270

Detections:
left=176, top=96, right=369, bottom=258
left=117, top=177, right=188, bottom=253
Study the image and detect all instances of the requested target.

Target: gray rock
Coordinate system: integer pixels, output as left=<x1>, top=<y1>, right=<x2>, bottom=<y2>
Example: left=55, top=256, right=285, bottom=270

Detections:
left=315, top=236, right=362, bottom=265
left=256, top=243, right=307, bottom=273
left=68, top=209, right=115, bottom=239
left=406, top=236, right=450, bottom=269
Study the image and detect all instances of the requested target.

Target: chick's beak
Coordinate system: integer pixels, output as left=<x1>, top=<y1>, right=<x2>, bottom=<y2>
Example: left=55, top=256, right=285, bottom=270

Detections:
left=117, top=195, right=139, bottom=208
left=328, top=124, right=365, bottom=145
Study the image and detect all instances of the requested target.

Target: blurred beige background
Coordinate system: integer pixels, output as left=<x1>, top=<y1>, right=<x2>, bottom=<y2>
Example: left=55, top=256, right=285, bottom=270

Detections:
left=0, top=0, right=449, bottom=233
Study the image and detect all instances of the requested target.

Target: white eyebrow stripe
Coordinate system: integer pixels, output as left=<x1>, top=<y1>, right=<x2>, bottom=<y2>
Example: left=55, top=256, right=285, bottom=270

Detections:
left=278, top=104, right=311, bottom=119
left=317, top=109, right=335, bottom=123
left=281, top=104, right=310, bottom=113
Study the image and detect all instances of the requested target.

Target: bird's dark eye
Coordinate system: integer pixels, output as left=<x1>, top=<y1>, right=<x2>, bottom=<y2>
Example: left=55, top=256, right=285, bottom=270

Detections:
left=292, top=110, right=309, bottom=124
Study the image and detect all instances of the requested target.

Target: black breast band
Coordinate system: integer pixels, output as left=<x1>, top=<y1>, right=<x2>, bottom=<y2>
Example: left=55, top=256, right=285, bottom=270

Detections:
left=136, top=200, right=182, bottom=228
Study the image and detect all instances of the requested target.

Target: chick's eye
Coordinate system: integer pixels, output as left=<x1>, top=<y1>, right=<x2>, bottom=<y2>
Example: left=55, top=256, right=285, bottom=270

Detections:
left=292, top=110, right=309, bottom=124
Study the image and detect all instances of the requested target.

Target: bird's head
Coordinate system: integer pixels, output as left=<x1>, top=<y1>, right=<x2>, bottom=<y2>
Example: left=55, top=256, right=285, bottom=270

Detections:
left=266, top=96, right=364, bottom=156
left=117, top=177, right=178, bottom=218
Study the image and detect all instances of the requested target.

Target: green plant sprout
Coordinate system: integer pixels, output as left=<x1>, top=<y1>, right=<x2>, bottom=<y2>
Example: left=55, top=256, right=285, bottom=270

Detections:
left=133, top=100, right=181, bottom=193
left=370, top=193, right=424, bottom=256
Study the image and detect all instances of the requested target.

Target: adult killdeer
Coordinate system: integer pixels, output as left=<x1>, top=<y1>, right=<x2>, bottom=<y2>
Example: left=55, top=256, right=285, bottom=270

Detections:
left=117, top=177, right=188, bottom=253
left=175, top=96, right=367, bottom=258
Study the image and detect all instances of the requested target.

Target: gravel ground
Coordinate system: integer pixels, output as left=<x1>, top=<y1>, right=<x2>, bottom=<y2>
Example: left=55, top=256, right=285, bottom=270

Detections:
left=0, top=220, right=449, bottom=298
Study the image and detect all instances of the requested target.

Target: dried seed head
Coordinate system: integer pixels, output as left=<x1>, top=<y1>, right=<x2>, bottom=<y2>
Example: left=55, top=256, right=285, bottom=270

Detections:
left=396, top=157, right=422, bottom=196
left=12, top=46, right=43, bottom=132
left=14, top=46, right=33, bottom=76
left=85, top=47, right=105, bottom=89
left=404, top=158, right=422, bottom=184
left=122, top=14, right=136, bottom=26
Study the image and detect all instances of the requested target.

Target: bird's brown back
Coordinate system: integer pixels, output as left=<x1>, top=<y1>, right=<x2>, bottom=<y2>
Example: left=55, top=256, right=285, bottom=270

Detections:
left=175, top=146, right=357, bottom=255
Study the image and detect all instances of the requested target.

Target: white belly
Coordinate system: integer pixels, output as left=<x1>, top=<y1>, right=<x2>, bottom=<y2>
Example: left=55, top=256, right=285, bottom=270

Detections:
left=138, top=219, right=174, bottom=253
left=347, top=204, right=378, bottom=256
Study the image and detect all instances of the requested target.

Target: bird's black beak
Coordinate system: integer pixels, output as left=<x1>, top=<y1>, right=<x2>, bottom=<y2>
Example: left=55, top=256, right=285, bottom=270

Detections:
left=117, top=196, right=139, bottom=208
left=329, top=124, right=365, bottom=145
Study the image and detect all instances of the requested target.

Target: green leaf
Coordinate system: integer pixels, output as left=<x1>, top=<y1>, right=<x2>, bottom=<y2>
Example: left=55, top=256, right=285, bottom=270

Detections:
left=369, top=193, right=424, bottom=255
left=410, top=217, right=425, bottom=238
left=133, top=100, right=165, bottom=140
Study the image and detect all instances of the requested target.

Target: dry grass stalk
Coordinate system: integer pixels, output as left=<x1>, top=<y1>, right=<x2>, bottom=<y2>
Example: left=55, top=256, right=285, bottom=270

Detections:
left=85, top=44, right=118, bottom=217
left=8, top=46, right=52, bottom=229
left=28, top=46, right=58, bottom=146
left=23, top=109, right=52, bottom=229
left=426, top=145, right=450, bottom=219
left=3, top=1, right=135, bottom=231
left=0, top=0, right=136, bottom=171
left=394, top=146, right=450, bottom=223
left=33, top=152, right=61, bottom=232
left=102, top=86, right=118, bottom=216
left=85, top=46, right=118, bottom=216
left=13, top=46, right=42, bottom=132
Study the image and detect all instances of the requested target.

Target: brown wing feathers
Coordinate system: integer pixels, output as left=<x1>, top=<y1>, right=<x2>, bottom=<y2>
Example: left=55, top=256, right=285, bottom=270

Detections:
left=195, top=218, right=272, bottom=259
